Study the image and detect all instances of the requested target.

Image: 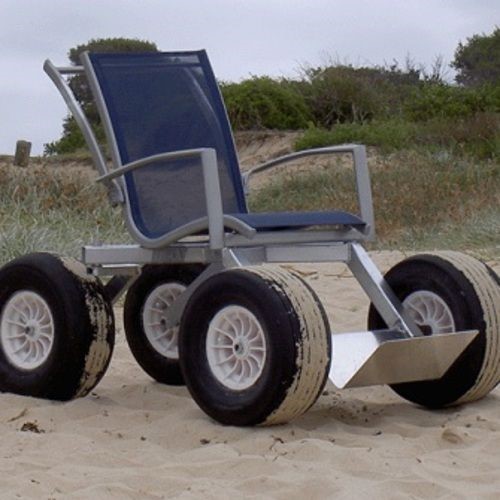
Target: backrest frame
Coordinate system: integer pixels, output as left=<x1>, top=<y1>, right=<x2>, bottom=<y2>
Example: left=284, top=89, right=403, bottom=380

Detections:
left=81, top=50, right=247, bottom=247
left=43, top=60, right=124, bottom=205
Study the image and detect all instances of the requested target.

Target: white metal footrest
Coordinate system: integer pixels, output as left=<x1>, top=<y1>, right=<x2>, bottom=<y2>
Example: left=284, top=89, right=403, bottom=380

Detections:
left=329, top=329, right=478, bottom=389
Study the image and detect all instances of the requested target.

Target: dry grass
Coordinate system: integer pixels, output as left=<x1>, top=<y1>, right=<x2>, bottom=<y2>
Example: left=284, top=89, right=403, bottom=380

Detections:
left=0, top=161, right=130, bottom=265
left=249, top=149, right=500, bottom=253
left=0, top=146, right=498, bottom=266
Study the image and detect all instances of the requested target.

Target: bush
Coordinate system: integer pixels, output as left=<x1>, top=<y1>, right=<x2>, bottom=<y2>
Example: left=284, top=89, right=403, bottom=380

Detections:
left=304, top=67, right=380, bottom=125
left=405, top=83, right=500, bottom=121
left=452, top=27, right=500, bottom=87
left=221, top=77, right=312, bottom=130
left=295, top=112, right=500, bottom=160
left=298, top=63, right=421, bottom=127
left=412, top=112, right=500, bottom=159
left=44, top=116, right=106, bottom=156
left=295, top=120, right=416, bottom=153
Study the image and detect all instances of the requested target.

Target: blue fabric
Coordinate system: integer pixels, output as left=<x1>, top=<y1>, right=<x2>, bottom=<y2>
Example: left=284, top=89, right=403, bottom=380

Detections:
left=88, top=51, right=366, bottom=240
left=89, top=51, right=247, bottom=239
left=231, top=211, right=366, bottom=231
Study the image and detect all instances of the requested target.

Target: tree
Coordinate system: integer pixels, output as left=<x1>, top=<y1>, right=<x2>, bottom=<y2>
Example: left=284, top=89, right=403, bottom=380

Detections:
left=451, top=27, right=500, bottom=86
left=45, top=37, right=158, bottom=155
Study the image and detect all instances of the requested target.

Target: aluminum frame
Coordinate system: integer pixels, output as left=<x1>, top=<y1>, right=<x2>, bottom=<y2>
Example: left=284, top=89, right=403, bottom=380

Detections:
left=45, top=53, right=478, bottom=391
left=82, top=240, right=419, bottom=336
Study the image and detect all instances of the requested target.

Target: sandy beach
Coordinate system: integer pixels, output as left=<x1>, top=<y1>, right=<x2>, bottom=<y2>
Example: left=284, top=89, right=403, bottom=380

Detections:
left=0, top=251, right=499, bottom=499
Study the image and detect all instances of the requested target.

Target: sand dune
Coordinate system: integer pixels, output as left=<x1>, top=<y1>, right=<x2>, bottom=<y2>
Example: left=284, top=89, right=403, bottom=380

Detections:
left=0, top=252, right=499, bottom=499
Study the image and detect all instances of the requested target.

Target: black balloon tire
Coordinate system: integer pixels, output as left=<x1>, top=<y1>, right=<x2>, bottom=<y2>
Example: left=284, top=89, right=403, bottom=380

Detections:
left=123, top=264, right=204, bottom=385
left=368, top=252, right=500, bottom=408
left=179, top=266, right=331, bottom=426
left=0, top=253, right=115, bottom=401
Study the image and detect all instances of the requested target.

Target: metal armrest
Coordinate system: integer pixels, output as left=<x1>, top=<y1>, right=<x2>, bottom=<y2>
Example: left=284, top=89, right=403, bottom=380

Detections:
left=242, top=144, right=375, bottom=240
left=97, top=148, right=214, bottom=182
left=97, top=148, right=255, bottom=248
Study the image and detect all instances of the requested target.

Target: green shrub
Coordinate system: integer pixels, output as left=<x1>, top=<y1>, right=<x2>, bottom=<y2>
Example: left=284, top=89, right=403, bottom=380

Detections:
left=295, top=120, right=416, bottom=152
left=44, top=116, right=106, bottom=156
left=304, top=67, right=381, bottom=125
left=405, top=83, right=500, bottom=121
left=45, top=37, right=158, bottom=156
left=412, top=112, right=500, bottom=159
left=221, top=77, right=312, bottom=130
left=452, top=27, right=500, bottom=87
left=299, top=63, right=421, bottom=127
left=295, top=112, right=500, bottom=160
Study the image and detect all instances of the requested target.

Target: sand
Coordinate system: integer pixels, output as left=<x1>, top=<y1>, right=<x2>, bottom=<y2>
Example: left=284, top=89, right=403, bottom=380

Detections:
left=0, top=252, right=499, bottom=499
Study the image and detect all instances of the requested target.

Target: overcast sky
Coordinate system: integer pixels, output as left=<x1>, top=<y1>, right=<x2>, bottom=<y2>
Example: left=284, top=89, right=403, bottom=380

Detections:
left=0, top=0, right=497, bottom=155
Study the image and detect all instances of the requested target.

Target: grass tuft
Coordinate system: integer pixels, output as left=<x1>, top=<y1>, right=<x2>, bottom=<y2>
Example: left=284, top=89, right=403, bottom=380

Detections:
left=0, top=163, right=130, bottom=265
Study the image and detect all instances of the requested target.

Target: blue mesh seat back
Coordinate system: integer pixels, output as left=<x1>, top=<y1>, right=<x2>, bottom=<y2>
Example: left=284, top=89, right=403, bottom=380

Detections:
left=89, top=51, right=247, bottom=239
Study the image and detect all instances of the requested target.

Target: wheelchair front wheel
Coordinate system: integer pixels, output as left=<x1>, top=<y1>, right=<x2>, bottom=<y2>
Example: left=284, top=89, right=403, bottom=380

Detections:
left=0, top=253, right=115, bottom=400
left=368, top=252, right=500, bottom=408
left=179, top=266, right=331, bottom=426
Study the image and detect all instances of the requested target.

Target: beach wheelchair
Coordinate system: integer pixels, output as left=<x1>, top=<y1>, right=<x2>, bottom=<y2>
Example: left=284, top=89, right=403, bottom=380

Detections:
left=0, top=50, right=498, bottom=425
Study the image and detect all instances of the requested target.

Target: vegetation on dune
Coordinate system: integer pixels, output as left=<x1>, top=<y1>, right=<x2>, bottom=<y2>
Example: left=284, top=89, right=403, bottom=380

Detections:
left=221, top=28, right=500, bottom=160
left=0, top=163, right=130, bottom=264
left=296, top=112, right=499, bottom=159
left=2, top=140, right=497, bottom=266
left=248, top=150, right=500, bottom=252
left=220, top=77, right=312, bottom=130
left=45, top=30, right=500, bottom=165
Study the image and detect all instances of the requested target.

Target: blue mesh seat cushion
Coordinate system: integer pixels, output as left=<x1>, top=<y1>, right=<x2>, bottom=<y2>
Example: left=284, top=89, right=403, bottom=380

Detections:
left=231, top=211, right=366, bottom=231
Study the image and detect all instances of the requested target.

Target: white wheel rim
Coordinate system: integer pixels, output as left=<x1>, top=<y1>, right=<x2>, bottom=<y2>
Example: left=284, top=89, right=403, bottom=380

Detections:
left=206, top=305, right=267, bottom=391
left=142, top=282, right=185, bottom=359
left=0, top=291, right=55, bottom=370
left=403, top=290, right=456, bottom=335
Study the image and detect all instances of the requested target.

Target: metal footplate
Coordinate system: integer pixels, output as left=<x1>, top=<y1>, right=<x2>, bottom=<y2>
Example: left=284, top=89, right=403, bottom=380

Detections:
left=329, top=329, right=479, bottom=389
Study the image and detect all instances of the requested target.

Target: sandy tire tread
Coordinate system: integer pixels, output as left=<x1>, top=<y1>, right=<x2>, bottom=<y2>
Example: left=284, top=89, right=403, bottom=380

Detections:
left=0, top=253, right=115, bottom=400
left=368, top=251, right=500, bottom=407
left=250, top=266, right=331, bottom=425
left=438, top=252, right=500, bottom=403
left=179, top=265, right=331, bottom=426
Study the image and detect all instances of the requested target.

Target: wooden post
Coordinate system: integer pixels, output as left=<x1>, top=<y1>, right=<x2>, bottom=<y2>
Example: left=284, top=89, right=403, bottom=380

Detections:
left=14, top=140, right=32, bottom=167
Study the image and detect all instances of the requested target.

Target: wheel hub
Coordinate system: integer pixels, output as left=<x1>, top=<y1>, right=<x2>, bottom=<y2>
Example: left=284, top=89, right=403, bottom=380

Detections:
left=403, top=290, right=456, bottom=335
left=234, top=338, right=249, bottom=358
left=26, top=319, right=45, bottom=338
left=0, top=290, right=55, bottom=370
left=142, top=282, right=186, bottom=359
left=206, top=305, right=267, bottom=391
